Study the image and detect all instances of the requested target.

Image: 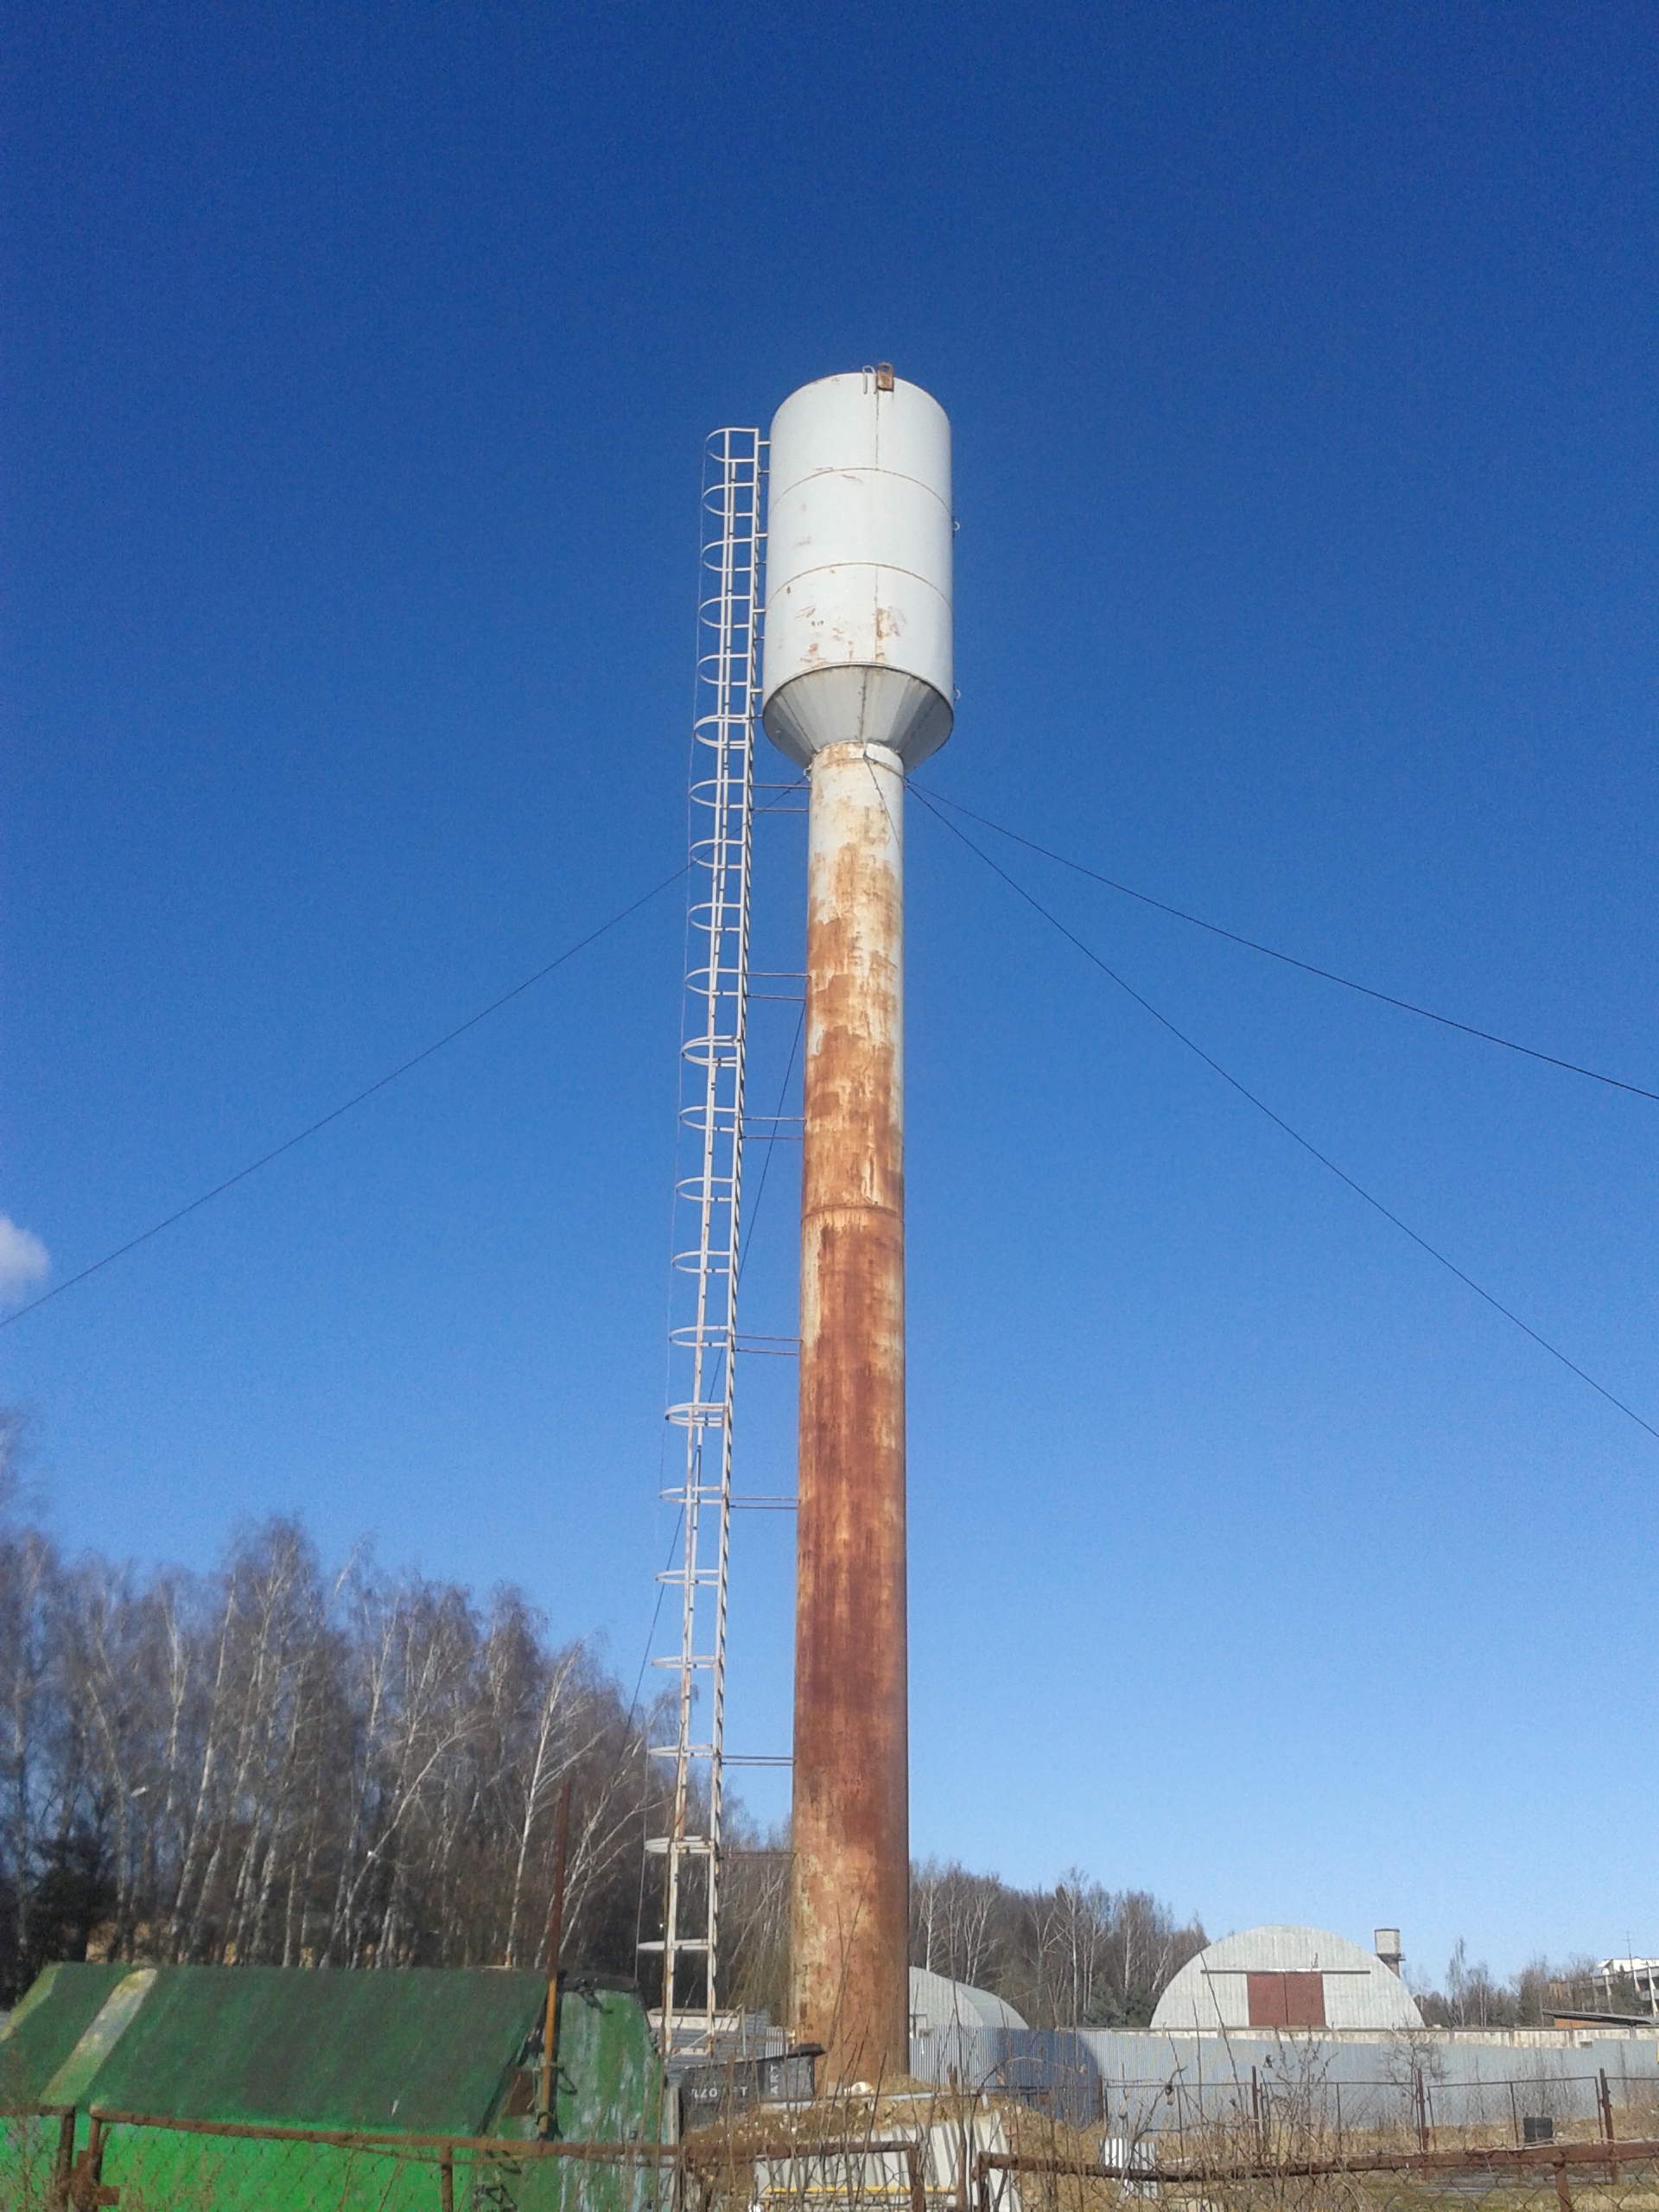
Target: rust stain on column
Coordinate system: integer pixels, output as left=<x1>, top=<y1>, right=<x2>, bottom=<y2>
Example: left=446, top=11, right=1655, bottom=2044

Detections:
left=791, top=737, right=909, bottom=2085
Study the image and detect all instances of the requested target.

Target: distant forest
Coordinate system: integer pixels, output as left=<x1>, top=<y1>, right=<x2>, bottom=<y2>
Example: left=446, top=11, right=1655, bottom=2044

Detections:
left=0, top=1427, right=1617, bottom=2037
left=0, top=1417, right=1212, bottom=2025
left=1411, top=1942, right=1651, bottom=2031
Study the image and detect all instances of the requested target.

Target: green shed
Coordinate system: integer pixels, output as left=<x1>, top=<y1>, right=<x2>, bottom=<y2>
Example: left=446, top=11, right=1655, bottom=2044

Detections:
left=0, top=1962, right=663, bottom=2210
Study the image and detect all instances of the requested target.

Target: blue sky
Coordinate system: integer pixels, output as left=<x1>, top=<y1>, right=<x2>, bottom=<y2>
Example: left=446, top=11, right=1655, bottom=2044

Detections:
left=3, top=2, right=1654, bottom=1986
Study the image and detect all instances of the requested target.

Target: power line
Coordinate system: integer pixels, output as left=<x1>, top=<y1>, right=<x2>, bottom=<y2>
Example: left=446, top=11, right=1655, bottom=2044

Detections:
left=3, top=866, right=690, bottom=1330
left=913, top=784, right=1658, bottom=1106
left=912, top=787, right=1658, bottom=1446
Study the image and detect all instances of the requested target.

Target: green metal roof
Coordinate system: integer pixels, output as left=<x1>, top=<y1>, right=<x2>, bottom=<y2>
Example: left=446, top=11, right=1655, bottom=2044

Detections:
left=83, top=1964, right=550, bottom=2133
left=1, top=1959, right=663, bottom=2212
left=0, top=1963, right=137, bottom=2110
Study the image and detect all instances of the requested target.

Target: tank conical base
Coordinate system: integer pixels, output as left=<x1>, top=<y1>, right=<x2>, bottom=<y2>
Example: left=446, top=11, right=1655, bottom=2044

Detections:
left=762, top=666, right=952, bottom=772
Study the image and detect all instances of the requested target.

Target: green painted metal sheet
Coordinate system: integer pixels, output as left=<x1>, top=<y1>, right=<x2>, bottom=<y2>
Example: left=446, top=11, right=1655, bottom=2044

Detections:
left=40, top=1968, right=157, bottom=2107
left=97, top=2125, right=463, bottom=2212
left=84, top=1965, right=550, bottom=2133
left=553, top=1986, right=661, bottom=2145
left=92, top=2126, right=666, bottom=2212
left=0, top=1963, right=135, bottom=2110
left=471, top=1985, right=664, bottom=2211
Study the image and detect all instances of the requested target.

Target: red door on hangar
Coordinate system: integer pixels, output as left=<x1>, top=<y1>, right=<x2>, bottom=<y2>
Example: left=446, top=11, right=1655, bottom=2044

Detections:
left=1247, top=1971, right=1326, bottom=2028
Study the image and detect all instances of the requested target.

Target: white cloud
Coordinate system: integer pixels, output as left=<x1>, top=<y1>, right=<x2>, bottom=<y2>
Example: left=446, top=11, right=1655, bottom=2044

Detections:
left=0, top=1218, right=50, bottom=1304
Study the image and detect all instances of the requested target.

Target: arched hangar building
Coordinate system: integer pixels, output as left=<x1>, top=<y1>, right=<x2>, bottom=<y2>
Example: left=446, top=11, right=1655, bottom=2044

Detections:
left=911, top=1924, right=1659, bottom=2127
left=1152, top=1924, right=1424, bottom=2034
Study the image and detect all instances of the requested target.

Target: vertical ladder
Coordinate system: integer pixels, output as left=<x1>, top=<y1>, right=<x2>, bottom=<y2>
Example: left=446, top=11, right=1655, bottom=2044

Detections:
left=643, top=428, right=765, bottom=2056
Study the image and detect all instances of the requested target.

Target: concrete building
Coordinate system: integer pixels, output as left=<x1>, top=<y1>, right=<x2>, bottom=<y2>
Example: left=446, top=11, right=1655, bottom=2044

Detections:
left=1592, top=1957, right=1659, bottom=2016
left=1150, top=1924, right=1424, bottom=2034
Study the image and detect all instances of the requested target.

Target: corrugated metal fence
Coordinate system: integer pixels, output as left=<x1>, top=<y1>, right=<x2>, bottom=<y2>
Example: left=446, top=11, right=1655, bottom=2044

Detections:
left=913, top=2024, right=1659, bottom=2140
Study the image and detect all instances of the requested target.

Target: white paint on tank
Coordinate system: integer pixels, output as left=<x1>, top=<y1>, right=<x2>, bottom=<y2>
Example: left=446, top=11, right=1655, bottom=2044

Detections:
left=761, top=369, right=953, bottom=771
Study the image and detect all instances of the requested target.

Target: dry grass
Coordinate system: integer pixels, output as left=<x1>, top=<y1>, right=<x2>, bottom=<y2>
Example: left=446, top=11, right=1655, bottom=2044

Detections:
left=673, top=2054, right=1659, bottom=2212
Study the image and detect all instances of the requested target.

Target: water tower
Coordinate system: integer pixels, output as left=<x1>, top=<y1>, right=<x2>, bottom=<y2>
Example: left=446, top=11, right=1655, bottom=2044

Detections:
left=762, top=366, right=954, bottom=2082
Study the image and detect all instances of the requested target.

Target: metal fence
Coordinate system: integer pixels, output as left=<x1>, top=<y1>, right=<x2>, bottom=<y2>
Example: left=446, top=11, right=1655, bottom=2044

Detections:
left=981, top=2140, right=1659, bottom=2212
left=920, top=2026, right=1659, bottom=2107
left=943, top=2028, right=1659, bottom=2154
left=1084, top=2067, right=1656, bottom=2154
left=1, top=2107, right=673, bottom=2212
left=8, top=2101, right=1659, bottom=2212
left=0, top=2109, right=976, bottom=2212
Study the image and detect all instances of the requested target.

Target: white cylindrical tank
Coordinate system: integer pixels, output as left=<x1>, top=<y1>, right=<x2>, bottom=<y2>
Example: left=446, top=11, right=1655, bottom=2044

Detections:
left=761, top=369, right=953, bottom=771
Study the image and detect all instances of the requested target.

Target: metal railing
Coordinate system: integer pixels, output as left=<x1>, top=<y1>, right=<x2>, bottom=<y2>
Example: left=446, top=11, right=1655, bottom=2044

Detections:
left=8, top=2105, right=676, bottom=2212
left=977, top=2138, right=1659, bottom=2212
left=8, top=2098, right=1659, bottom=2212
left=984, top=2057, right=1659, bottom=2150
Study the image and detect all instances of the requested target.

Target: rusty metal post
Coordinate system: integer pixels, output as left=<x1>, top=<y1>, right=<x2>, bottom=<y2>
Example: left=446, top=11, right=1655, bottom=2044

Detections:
left=1599, top=2069, right=1618, bottom=2179
left=904, top=2139, right=926, bottom=2212
left=69, top=2116, right=118, bottom=2212
left=790, top=738, right=909, bottom=2083
left=439, top=2145, right=455, bottom=2212
left=54, top=2110, right=78, bottom=2195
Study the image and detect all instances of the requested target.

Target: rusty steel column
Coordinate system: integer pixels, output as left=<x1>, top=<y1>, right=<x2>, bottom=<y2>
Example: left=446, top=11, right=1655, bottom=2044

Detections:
left=790, top=737, right=909, bottom=2085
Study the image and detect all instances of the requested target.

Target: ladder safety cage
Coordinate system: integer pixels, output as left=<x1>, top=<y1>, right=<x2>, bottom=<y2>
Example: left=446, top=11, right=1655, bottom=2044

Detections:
left=645, top=427, right=766, bottom=2057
